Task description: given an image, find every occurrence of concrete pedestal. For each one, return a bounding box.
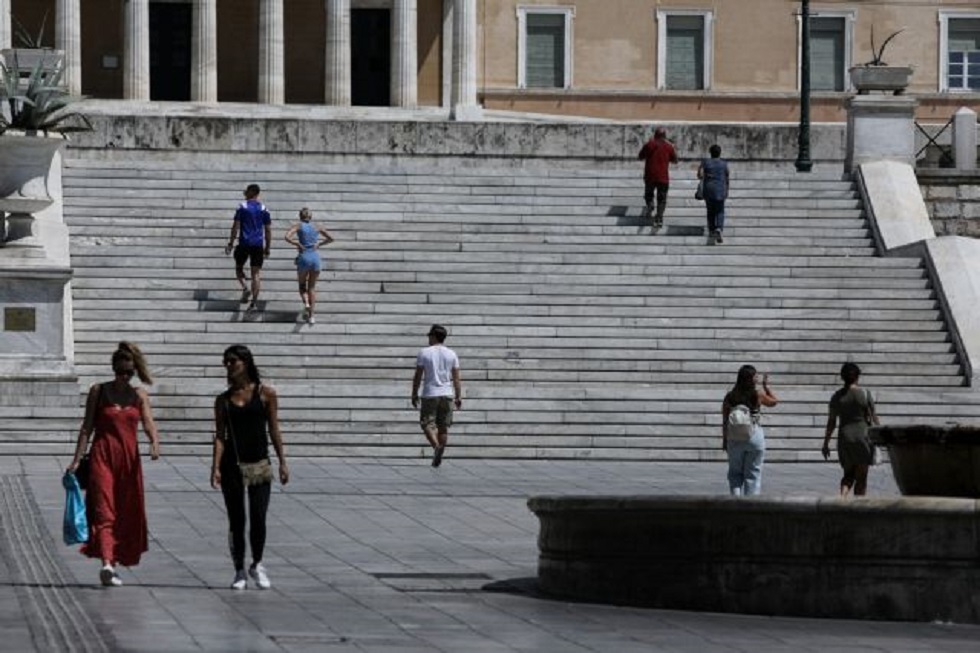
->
[0,135,74,379]
[845,95,918,173]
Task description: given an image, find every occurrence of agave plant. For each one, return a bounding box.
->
[12,10,50,49]
[864,25,905,67]
[0,53,91,135]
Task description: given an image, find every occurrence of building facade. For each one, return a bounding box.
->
[3,0,978,121]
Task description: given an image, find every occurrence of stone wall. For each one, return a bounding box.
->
[67,112,847,166]
[917,170,980,237]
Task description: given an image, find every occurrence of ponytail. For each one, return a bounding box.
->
[113,341,153,385]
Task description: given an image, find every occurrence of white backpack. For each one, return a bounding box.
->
[726,404,756,441]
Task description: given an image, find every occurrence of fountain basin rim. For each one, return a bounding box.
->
[869,424,980,445]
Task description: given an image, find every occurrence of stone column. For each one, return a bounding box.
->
[56,0,82,95]
[0,0,12,50]
[391,0,417,107]
[258,0,285,104]
[953,107,978,171]
[191,0,218,103]
[451,0,481,120]
[123,0,150,100]
[324,0,350,106]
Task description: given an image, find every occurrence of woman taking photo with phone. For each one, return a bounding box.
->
[721,365,778,496]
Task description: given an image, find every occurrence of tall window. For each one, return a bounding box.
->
[656,11,713,91]
[810,17,846,91]
[942,16,980,91]
[517,7,575,89]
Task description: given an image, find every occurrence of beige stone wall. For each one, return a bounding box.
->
[32,0,980,117]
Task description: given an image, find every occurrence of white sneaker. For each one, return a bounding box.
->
[249,563,271,590]
[100,565,122,587]
[307,316,316,326]
[302,304,310,321]
[231,569,247,590]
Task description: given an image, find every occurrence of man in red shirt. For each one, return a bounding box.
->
[638,127,678,227]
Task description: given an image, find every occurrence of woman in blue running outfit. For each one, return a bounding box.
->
[284,208,334,325]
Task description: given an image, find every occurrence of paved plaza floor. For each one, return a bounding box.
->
[1,455,978,652]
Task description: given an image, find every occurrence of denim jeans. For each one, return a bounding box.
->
[727,426,765,496]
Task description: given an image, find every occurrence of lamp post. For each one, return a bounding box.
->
[795,0,813,172]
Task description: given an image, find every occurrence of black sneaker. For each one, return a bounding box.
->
[432,446,445,468]
[715,230,724,244]
[240,288,251,304]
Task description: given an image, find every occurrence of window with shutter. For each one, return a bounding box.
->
[665,15,704,90]
[525,13,566,88]
[810,17,845,92]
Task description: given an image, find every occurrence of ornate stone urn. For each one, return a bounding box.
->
[0,133,65,243]
[870,424,980,497]
[849,66,913,95]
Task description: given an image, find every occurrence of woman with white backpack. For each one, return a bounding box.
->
[721,365,779,495]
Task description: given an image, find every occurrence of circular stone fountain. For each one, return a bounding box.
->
[870,424,980,497]
[530,426,980,624]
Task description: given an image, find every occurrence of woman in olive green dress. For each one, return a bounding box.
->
[821,362,880,496]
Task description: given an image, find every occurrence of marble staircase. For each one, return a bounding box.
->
[31,151,980,461]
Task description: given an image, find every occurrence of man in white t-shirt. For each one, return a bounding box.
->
[411,324,462,467]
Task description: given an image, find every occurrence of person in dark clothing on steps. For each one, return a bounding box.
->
[211,345,289,590]
[697,144,731,245]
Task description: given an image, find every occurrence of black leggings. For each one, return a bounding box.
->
[220,467,271,571]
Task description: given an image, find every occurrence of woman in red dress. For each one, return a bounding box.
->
[68,342,161,586]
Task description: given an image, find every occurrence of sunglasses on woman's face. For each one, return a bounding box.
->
[223,357,241,367]
[115,368,135,378]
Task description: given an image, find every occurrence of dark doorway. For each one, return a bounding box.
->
[149,2,192,101]
[351,9,390,106]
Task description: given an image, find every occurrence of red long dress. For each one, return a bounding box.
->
[81,386,148,566]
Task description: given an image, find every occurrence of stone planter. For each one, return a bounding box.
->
[870,424,980,497]
[0,48,64,75]
[0,133,65,243]
[849,66,913,95]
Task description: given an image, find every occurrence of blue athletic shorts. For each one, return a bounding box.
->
[296,250,322,273]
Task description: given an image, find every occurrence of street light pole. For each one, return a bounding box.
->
[795,0,814,172]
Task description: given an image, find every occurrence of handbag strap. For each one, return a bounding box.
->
[223,394,243,466]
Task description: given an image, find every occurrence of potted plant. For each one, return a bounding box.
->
[0,54,89,243]
[849,26,913,95]
[0,10,64,76]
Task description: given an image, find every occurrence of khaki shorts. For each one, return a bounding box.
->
[420,396,454,431]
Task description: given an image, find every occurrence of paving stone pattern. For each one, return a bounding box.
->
[5,456,980,652]
[0,474,109,652]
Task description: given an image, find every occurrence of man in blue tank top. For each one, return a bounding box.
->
[225,184,272,312]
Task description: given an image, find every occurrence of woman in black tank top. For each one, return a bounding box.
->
[211,345,289,590]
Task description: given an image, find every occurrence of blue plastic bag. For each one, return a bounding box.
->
[62,471,89,545]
